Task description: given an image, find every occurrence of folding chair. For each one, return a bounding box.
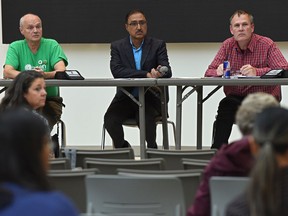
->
[84,158,166,174]
[210,176,249,216]
[62,148,135,168]
[117,168,202,210]
[146,149,217,170]
[49,158,71,170]
[85,174,185,215]
[48,168,98,213]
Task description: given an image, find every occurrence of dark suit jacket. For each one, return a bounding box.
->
[110,36,172,103]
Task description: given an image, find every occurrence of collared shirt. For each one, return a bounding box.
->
[205,34,288,101]
[130,38,144,70]
[130,37,144,97]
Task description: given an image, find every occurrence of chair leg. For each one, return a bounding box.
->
[211,119,217,145]
[101,124,106,150]
[62,120,66,148]
[168,120,177,146]
[57,119,66,148]
[156,120,177,148]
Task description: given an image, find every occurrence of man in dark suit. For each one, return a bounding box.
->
[104,9,172,149]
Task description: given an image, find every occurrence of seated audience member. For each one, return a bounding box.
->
[0,71,57,158]
[187,92,279,216]
[0,108,79,216]
[0,71,46,112]
[226,107,288,216]
[205,10,288,149]
[104,9,172,149]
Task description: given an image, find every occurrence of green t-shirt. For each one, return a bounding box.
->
[5,38,68,97]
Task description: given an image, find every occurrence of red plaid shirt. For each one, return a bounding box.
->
[205,34,288,101]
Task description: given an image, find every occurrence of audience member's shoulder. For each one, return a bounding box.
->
[226,193,250,216]
[16,191,79,216]
[33,191,78,215]
[210,137,253,174]
[225,137,250,151]
[222,137,251,157]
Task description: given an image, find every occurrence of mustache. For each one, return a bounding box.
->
[136,30,143,34]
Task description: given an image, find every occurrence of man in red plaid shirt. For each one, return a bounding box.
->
[205,10,288,149]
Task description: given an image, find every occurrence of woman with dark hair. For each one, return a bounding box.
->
[0,71,60,157]
[0,71,47,111]
[0,70,46,111]
[0,108,78,215]
[226,107,288,216]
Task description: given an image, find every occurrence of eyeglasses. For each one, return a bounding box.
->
[128,21,147,27]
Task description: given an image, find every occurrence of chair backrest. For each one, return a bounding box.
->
[210,176,250,216]
[62,148,135,168]
[48,168,98,213]
[85,174,185,216]
[117,168,202,211]
[181,158,210,170]
[146,149,217,170]
[49,158,71,170]
[84,158,166,174]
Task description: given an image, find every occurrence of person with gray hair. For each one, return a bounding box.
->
[187,92,279,216]
[235,92,280,135]
[226,107,288,215]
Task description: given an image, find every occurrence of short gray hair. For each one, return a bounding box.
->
[236,92,279,135]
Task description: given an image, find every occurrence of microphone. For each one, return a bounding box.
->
[157,66,169,76]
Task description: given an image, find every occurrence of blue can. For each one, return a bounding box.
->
[224,71,230,79]
[223,61,230,70]
[223,60,230,79]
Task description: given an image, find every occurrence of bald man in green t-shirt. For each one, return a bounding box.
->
[4,13,68,131]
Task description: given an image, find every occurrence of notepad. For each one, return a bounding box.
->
[231,75,260,79]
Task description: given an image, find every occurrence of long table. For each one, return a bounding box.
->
[1,77,287,157]
[157,77,288,149]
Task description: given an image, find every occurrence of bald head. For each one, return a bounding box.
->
[20,14,41,29]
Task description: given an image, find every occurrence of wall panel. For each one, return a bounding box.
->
[2,0,288,43]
